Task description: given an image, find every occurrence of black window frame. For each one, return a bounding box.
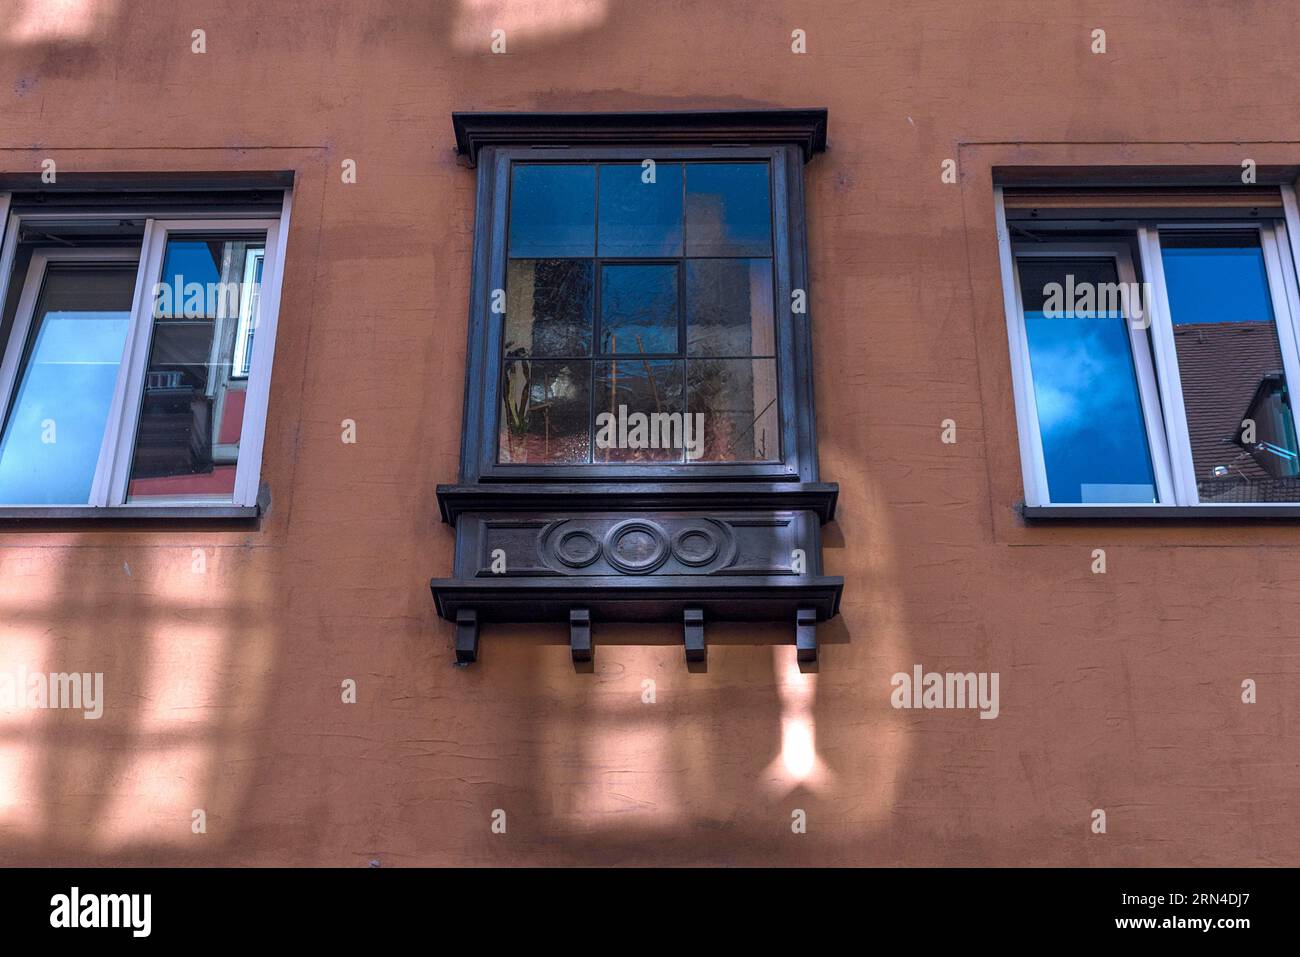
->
[462,143,816,483]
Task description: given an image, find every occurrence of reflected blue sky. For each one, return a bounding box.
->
[508,165,596,258]
[1025,311,1157,502]
[1161,238,1273,325]
[601,263,678,354]
[0,309,131,503]
[509,161,773,260]
[161,241,222,293]
[598,163,682,257]
[1019,257,1156,504]
[685,163,771,257]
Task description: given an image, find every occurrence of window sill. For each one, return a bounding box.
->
[437,481,839,525]
[0,504,260,526]
[1021,503,1300,520]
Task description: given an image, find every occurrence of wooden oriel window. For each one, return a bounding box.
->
[431,110,843,667]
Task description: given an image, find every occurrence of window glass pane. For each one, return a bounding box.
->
[687,357,779,462]
[1016,257,1157,504]
[600,264,678,355]
[495,157,786,470]
[597,162,683,257]
[686,259,774,356]
[0,261,136,504]
[1161,232,1300,502]
[499,359,591,464]
[594,359,684,462]
[685,163,772,257]
[231,251,263,378]
[127,234,265,502]
[508,165,596,258]
[506,259,593,357]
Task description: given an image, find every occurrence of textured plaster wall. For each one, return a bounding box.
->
[0,0,1294,865]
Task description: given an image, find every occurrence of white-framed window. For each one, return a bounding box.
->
[0,192,291,510]
[996,184,1300,509]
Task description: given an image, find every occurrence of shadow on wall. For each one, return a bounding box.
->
[0,529,278,861]
[490,488,907,864]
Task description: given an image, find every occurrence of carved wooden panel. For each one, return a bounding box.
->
[458,511,820,579]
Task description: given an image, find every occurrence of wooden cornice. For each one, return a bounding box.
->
[451,108,829,166]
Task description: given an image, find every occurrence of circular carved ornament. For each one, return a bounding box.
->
[671,526,720,567]
[603,520,670,574]
[555,528,601,568]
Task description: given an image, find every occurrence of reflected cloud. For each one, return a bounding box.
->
[1025,313,1156,500]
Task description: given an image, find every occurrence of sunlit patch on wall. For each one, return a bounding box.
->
[0,741,41,832]
[763,647,834,794]
[558,685,684,825]
[91,745,209,850]
[5,0,115,43]
[453,0,608,53]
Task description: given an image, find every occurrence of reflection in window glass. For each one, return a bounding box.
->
[1161,232,1300,502]
[0,262,137,504]
[685,163,772,257]
[497,158,781,465]
[498,359,591,464]
[1016,257,1157,504]
[506,259,593,357]
[508,165,596,258]
[127,234,265,502]
[686,259,774,356]
[231,250,263,378]
[598,163,682,257]
[600,264,678,355]
[687,357,779,462]
[594,359,684,462]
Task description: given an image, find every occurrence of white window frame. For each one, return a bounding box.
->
[1003,237,1175,507]
[0,246,142,506]
[995,185,1300,510]
[0,191,293,509]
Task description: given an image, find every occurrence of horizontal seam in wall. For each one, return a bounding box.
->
[0,144,330,151]
[1003,541,1300,548]
[957,139,1300,147]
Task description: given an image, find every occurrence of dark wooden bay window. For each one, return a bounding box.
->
[431,110,842,665]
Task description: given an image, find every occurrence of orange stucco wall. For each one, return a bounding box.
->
[0,0,1294,866]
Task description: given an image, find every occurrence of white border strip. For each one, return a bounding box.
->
[993,187,1049,505]
[233,190,292,507]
